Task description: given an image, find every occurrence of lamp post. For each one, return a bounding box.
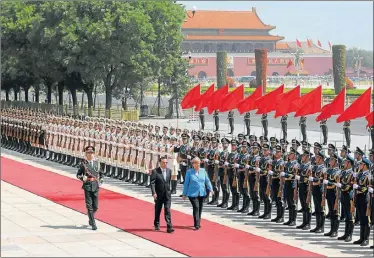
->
[354,54,363,86]
[291,49,304,86]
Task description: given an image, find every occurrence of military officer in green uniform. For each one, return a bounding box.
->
[199,109,205,130]
[320,119,328,145]
[343,120,351,148]
[281,115,288,140]
[261,114,268,138]
[244,112,251,136]
[228,110,234,134]
[213,110,219,132]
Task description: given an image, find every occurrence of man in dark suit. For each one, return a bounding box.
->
[150,156,175,233]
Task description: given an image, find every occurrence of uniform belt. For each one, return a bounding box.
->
[86,177,97,182]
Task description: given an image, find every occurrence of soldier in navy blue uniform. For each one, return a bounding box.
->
[352,157,372,246]
[291,139,301,162]
[281,115,288,140]
[217,138,230,208]
[236,141,251,213]
[228,110,234,134]
[353,147,364,226]
[338,145,350,221]
[309,151,327,233]
[296,150,313,230]
[337,154,355,242]
[281,147,300,226]
[323,152,341,237]
[227,139,240,210]
[207,136,220,205]
[76,146,103,230]
[261,114,268,138]
[343,120,351,148]
[325,143,336,169]
[247,142,262,216]
[368,149,374,249]
[259,144,272,219]
[199,109,205,130]
[268,145,285,223]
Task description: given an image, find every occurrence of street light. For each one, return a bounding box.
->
[291,49,304,86]
[354,54,363,86]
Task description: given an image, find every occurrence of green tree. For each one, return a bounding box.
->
[216,51,227,88]
[332,45,346,94]
[346,48,373,69]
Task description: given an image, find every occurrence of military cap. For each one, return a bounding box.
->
[301,141,311,147]
[155,125,160,129]
[252,142,262,149]
[270,137,279,143]
[85,146,95,152]
[344,154,355,165]
[163,126,168,129]
[181,133,189,139]
[221,138,230,144]
[359,157,372,167]
[155,135,162,140]
[316,150,326,159]
[214,132,221,138]
[210,137,218,143]
[328,144,336,151]
[314,142,322,149]
[202,136,210,141]
[275,145,282,152]
[241,141,249,147]
[260,136,268,142]
[231,139,239,145]
[291,139,301,147]
[237,133,244,138]
[280,139,289,145]
[136,128,141,132]
[289,147,297,154]
[193,135,201,141]
[330,152,339,160]
[249,135,257,141]
[105,124,110,128]
[341,145,351,153]
[303,150,311,156]
[117,126,122,129]
[142,129,147,133]
[262,143,270,150]
[355,147,364,156]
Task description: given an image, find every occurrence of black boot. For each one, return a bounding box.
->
[276,206,284,223]
[345,221,354,242]
[234,193,240,210]
[241,196,250,213]
[217,191,225,207]
[338,221,349,240]
[122,169,129,181]
[238,195,246,212]
[316,213,325,233]
[284,207,293,225]
[360,225,370,246]
[330,218,339,237]
[171,180,177,194]
[211,190,219,205]
[324,217,334,236]
[264,200,272,219]
[87,210,97,230]
[259,199,267,219]
[139,173,146,185]
[221,192,229,209]
[289,208,297,226]
[271,205,280,222]
[310,213,320,233]
[134,172,141,184]
[297,210,307,229]
[302,212,311,230]
[126,171,134,182]
[353,224,365,245]
[252,198,260,216]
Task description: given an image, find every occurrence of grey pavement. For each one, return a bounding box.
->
[2,149,373,257]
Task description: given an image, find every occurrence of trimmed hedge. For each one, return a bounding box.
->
[332,45,346,94]
[216,51,227,89]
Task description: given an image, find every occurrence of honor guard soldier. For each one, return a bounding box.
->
[244,112,251,136]
[261,114,268,138]
[281,115,288,140]
[227,139,240,210]
[296,150,313,230]
[354,146,365,226]
[369,149,374,232]
[228,110,234,134]
[217,138,230,208]
[174,133,190,186]
[291,139,301,162]
[268,145,285,223]
[337,154,355,242]
[311,142,322,165]
[154,125,161,135]
[207,136,220,205]
[247,142,262,216]
[323,152,341,237]
[199,109,205,130]
[258,143,272,219]
[281,147,300,226]
[352,157,372,246]
[236,141,251,213]
[299,116,307,142]
[320,119,328,145]
[309,151,327,233]
[76,146,103,230]
[213,110,219,132]
[343,120,351,148]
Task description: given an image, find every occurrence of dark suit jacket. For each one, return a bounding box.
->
[150,167,172,199]
[76,160,102,192]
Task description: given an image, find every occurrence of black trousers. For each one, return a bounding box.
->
[356,194,369,226]
[154,195,172,229]
[312,185,323,213]
[299,183,309,212]
[285,181,296,210]
[214,116,219,131]
[199,116,205,130]
[219,175,229,193]
[341,191,353,221]
[300,125,307,142]
[180,165,187,182]
[238,172,248,197]
[371,129,374,149]
[343,128,351,148]
[245,121,250,135]
[248,173,258,201]
[208,166,218,190]
[326,189,338,218]
[229,119,234,133]
[189,196,204,227]
[321,125,328,144]
[84,188,99,218]
[262,120,268,137]
[272,178,282,207]
[259,175,269,203]
[281,122,287,140]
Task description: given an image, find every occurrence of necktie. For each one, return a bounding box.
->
[163,169,166,181]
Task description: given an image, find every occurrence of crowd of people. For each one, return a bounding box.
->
[1,108,373,248]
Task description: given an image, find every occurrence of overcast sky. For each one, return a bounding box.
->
[178,1,373,50]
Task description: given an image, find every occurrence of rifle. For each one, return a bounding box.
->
[366,174,372,217]
[223,152,228,185]
[212,151,218,184]
[266,160,273,198]
[148,143,154,172]
[321,172,328,210]
[350,175,357,214]
[278,167,285,201]
[293,166,299,205]
[126,140,132,164]
[334,174,340,214]
[114,136,120,161]
[140,141,146,169]
[133,139,139,167]
[306,168,313,207]
[254,160,260,193]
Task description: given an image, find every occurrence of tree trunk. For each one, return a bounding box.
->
[34,86,40,102]
[93,84,97,108]
[165,97,175,119]
[5,90,10,101]
[46,82,52,103]
[70,88,78,116]
[24,88,29,102]
[14,90,18,101]
[157,78,161,116]
[81,92,84,109]
[105,86,112,118]
[58,81,64,105]
[86,88,94,116]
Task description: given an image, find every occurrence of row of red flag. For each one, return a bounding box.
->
[296,38,332,50]
[181,84,373,126]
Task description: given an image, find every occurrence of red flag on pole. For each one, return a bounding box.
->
[237,86,263,114]
[336,87,372,123]
[255,84,285,114]
[293,85,322,117]
[317,40,322,47]
[365,111,374,127]
[274,85,301,118]
[328,41,332,51]
[296,38,302,48]
[181,84,200,109]
[219,85,244,112]
[307,39,312,48]
[316,87,346,121]
[207,84,228,114]
[194,84,215,112]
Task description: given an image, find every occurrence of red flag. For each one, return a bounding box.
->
[316,87,346,121]
[293,85,322,117]
[328,41,332,51]
[296,38,302,48]
[237,86,263,114]
[307,39,312,48]
[255,84,285,114]
[287,59,293,68]
[336,87,372,123]
[219,85,244,112]
[181,84,200,109]
[365,111,374,127]
[194,84,215,112]
[317,40,322,47]
[207,84,228,114]
[274,85,300,118]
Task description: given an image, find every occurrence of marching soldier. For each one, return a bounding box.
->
[199,109,205,130]
[247,142,262,216]
[296,150,312,230]
[261,114,268,138]
[320,119,328,145]
[343,120,351,148]
[227,139,239,210]
[236,141,251,213]
[228,110,234,134]
[217,137,230,208]
[244,112,251,136]
[213,110,219,132]
[258,143,272,219]
[281,115,288,140]
[76,146,103,230]
[207,136,220,205]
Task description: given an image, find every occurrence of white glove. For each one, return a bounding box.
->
[353,184,359,189]
[224,162,229,166]
[353,173,357,178]
[309,176,314,182]
[323,179,329,185]
[138,147,143,151]
[335,183,342,188]
[245,165,250,169]
[255,167,260,172]
[187,155,192,159]
[181,162,187,166]
[295,175,300,180]
[82,175,87,182]
[204,158,209,163]
[268,170,274,176]
[368,174,372,180]
[369,187,374,193]
[234,164,239,168]
[214,160,219,164]
[280,172,286,177]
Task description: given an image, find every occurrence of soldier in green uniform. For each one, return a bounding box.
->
[281,115,288,140]
[217,138,230,208]
[258,143,272,219]
[320,119,328,145]
[199,109,205,130]
[247,142,262,216]
[228,110,234,134]
[213,110,219,132]
[244,112,251,136]
[261,114,268,138]
[236,141,251,213]
[343,120,351,148]
[227,139,239,210]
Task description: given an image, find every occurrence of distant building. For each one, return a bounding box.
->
[182,8,333,77]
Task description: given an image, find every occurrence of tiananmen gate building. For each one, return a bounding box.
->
[182,8,332,78]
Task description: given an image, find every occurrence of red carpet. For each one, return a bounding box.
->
[2,157,324,257]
